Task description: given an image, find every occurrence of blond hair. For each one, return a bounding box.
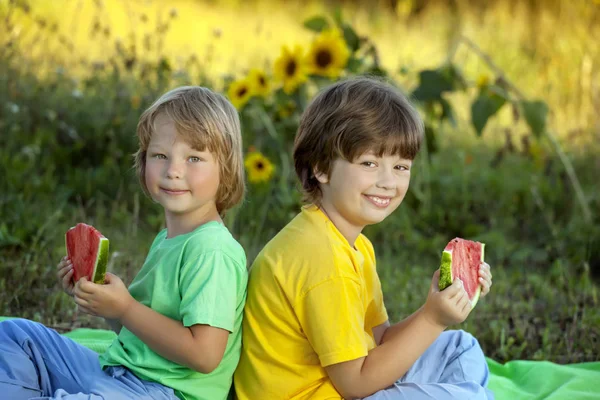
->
[294,76,424,204]
[134,86,245,216]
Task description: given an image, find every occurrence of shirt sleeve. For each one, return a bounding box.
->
[178,250,244,332]
[296,277,369,367]
[361,236,388,327]
[368,280,389,328]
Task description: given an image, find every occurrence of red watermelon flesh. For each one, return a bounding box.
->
[65,223,109,284]
[438,238,485,308]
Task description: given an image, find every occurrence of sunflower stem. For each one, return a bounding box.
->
[256,105,283,145]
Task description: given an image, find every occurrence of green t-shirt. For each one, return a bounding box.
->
[99,221,248,400]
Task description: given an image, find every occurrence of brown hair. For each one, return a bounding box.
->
[293,76,424,204]
[134,86,245,216]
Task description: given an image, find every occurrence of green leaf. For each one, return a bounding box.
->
[411,64,464,102]
[424,124,438,155]
[439,98,457,126]
[342,23,360,52]
[438,64,467,91]
[521,100,549,137]
[471,87,506,136]
[346,57,363,73]
[412,70,451,101]
[303,16,329,32]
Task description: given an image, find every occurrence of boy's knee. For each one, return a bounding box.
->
[3,318,36,329]
[457,329,475,342]
[447,329,478,349]
[0,318,42,338]
[0,318,24,331]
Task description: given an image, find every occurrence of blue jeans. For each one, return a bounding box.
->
[0,319,178,400]
[364,330,494,399]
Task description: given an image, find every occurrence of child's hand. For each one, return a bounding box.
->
[422,270,472,329]
[73,273,134,320]
[479,262,492,298]
[56,256,75,297]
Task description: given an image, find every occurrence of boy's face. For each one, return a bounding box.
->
[145,113,221,223]
[317,151,412,239]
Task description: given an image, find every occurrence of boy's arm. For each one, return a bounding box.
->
[73,271,231,373]
[325,274,470,399]
[120,300,229,374]
[372,306,424,346]
[325,308,444,399]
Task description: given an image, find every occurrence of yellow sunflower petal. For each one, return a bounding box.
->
[248,69,271,98]
[274,45,308,94]
[244,151,275,184]
[228,78,253,110]
[305,29,350,78]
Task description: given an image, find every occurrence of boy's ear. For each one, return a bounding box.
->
[313,167,329,184]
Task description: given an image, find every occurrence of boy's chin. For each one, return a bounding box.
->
[362,211,391,226]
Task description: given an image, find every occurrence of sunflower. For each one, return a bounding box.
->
[228,78,253,110]
[274,45,308,94]
[248,68,270,97]
[305,29,350,78]
[245,151,275,184]
[276,100,296,119]
[476,74,491,88]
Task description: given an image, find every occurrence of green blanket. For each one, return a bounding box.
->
[1,318,598,399]
[486,358,599,399]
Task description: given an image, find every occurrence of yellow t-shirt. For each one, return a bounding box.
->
[234,205,388,399]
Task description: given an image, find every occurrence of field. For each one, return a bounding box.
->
[1,0,599,363]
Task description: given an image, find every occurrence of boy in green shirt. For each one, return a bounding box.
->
[0,86,247,400]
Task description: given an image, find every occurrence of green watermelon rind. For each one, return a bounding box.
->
[438,242,485,309]
[438,250,453,291]
[93,237,109,284]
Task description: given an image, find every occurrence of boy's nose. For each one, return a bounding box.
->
[375,170,396,190]
[165,162,183,179]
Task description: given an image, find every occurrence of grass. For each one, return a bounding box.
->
[2,139,597,364]
[0,0,599,364]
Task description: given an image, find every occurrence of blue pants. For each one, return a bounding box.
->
[365,330,494,399]
[0,319,178,400]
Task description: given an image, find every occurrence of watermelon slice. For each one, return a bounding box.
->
[438,237,485,308]
[65,223,109,284]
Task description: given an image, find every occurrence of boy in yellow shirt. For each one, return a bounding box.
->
[234,77,493,399]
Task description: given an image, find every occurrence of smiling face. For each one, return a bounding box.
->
[316,152,412,245]
[144,113,221,231]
